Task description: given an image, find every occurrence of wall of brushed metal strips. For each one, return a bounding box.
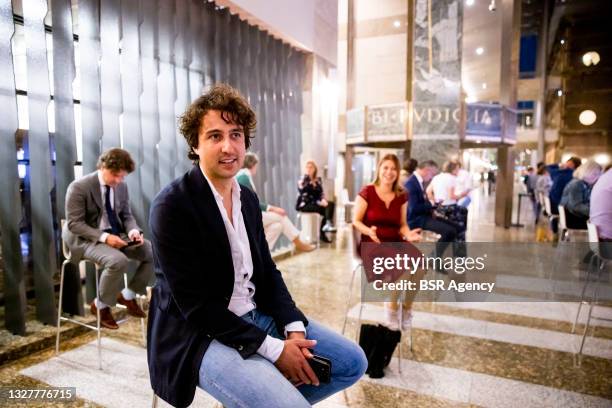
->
[0,0,305,329]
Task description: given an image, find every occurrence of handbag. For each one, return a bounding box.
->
[358,324,401,378]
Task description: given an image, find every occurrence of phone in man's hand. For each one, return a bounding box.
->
[306,353,331,384]
[124,240,139,247]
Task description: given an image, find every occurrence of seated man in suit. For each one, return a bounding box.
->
[63,148,153,329]
[236,152,314,252]
[404,160,461,261]
[148,84,366,408]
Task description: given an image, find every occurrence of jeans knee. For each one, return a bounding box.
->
[344,343,368,383]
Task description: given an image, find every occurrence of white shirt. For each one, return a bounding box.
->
[97,171,139,243]
[455,169,472,195]
[430,173,457,205]
[201,169,305,362]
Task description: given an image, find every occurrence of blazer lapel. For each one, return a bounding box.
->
[88,172,103,210]
[240,192,263,277]
[186,166,233,269]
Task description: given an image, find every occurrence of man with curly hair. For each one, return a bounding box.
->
[147,84,366,408]
[63,148,153,329]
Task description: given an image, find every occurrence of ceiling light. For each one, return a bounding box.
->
[488,0,496,12]
[476,47,484,55]
[482,83,487,89]
[557,89,563,97]
[560,39,565,45]
[476,140,482,144]
[578,110,596,126]
[582,51,600,66]
[466,0,475,6]
[393,20,401,28]
[594,153,610,166]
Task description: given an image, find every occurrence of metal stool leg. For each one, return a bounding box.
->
[55,260,68,354]
[342,263,361,335]
[95,266,102,370]
[152,393,158,408]
[398,302,403,374]
[572,254,595,333]
[578,259,603,356]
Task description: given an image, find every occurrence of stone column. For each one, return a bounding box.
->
[409,0,463,166]
[495,0,521,228]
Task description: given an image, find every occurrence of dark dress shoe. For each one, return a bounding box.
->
[117,293,147,318]
[90,302,119,329]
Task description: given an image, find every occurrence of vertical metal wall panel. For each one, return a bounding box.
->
[227,13,240,90]
[51,0,77,221]
[188,0,203,100]
[173,0,192,177]
[79,0,103,173]
[23,0,57,324]
[237,21,249,97]
[202,2,216,86]
[120,0,145,231]
[0,0,27,334]
[139,0,160,220]
[99,0,122,150]
[247,25,261,154]
[214,8,230,83]
[156,0,177,188]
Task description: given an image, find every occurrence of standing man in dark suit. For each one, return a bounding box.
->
[147,84,366,408]
[405,160,460,260]
[63,148,152,329]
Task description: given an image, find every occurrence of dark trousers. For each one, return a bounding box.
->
[421,216,464,257]
[299,201,335,233]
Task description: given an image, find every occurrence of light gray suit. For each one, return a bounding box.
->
[62,171,153,306]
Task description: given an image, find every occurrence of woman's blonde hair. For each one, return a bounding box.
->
[372,154,403,194]
[305,160,318,179]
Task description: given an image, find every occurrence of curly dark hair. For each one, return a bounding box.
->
[97,148,135,173]
[179,83,256,162]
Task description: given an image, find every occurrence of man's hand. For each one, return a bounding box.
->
[105,234,128,249]
[269,206,287,216]
[128,230,144,246]
[275,338,319,387]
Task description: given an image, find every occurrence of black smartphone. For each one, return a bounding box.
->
[307,354,331,384]
[125,240,139,247]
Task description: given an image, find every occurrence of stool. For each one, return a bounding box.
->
[55,221,147,369]
[297,212,322,246]
[558,205,587,242]
[571,221,611,356]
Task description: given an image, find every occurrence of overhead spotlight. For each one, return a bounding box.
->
[488,0,496,12]
[482,83,487,89]
[579,110,596,126]
[557,89,563,97]
[466,0,475,6]
[582,51,600,66]
[476,47,484,55]
[393,20,401,28]
[560,39,565,45]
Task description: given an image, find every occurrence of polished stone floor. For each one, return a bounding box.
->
[2,184,611,407]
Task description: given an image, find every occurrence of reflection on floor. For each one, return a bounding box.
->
[2,186,611,407]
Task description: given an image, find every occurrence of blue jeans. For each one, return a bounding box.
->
[198,309,367,407]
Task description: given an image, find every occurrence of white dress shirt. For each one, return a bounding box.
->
[97,171,139,243]
[201,169,305,362]
[430,173,458,205]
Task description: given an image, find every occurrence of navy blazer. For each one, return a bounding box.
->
[147,166,307,408]
[404,174,433,229]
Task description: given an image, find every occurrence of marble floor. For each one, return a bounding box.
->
[2,185,611,407]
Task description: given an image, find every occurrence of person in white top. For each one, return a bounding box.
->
[455,162,473,207]
[426,161,468,206]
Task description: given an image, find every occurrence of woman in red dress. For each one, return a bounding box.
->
[353,154,423,331]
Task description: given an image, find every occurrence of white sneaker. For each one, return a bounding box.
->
[384,307,400,331]
[401,310,413,331]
